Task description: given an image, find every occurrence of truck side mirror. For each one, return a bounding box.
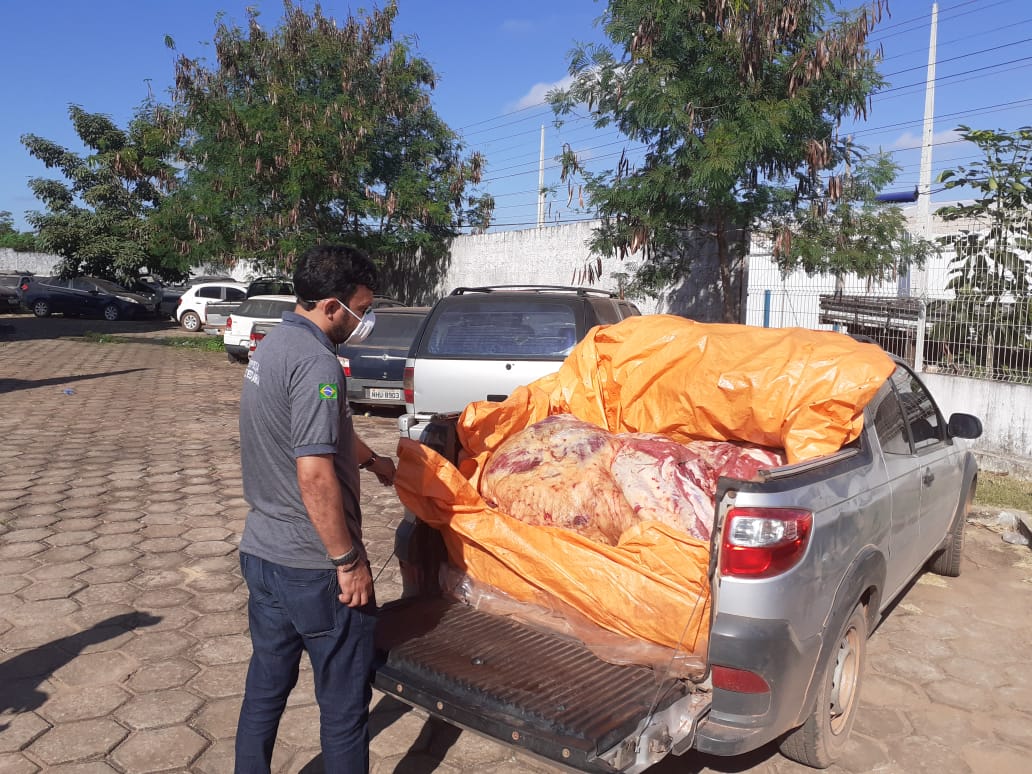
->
[947,413,982,440]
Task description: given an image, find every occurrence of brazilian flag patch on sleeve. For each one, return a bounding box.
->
[318,383,339,400]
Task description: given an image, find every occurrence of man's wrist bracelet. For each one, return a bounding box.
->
[328,545,360,567]
[358,452,379,470]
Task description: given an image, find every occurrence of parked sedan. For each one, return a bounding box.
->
[337,306,429,407]
[19,276,158,320]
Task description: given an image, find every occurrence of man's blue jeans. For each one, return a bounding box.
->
[235,552,376,773]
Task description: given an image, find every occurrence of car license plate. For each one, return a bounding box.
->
[366,388,402,400]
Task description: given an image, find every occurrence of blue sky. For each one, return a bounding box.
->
[1,0,1029,234]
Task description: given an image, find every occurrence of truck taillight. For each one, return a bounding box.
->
[720,507,812,579]
[249,330,264,356]
[225,317,232,331]
[337,356,351,377]
[710,664,770,694]
[403,365,414,404]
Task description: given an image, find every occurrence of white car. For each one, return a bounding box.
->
[223,295,296,363]
[176,281,247,332]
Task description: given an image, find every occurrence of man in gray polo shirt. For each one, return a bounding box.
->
[235,244,381,773]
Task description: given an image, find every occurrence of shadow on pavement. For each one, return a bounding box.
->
[0,368,150,394]
[0,612,162,730]
[0,314,182,343]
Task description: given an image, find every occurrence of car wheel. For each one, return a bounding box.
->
[180,310,202,332]
[928,485,971,578]
[227,351,248,364]
[32,299,51,317]
[780,603,867,768]
[102,303,121,322]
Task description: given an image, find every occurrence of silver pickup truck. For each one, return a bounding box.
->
[376,356,981,772]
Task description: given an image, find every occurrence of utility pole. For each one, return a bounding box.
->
[537,125,545,228]
[914,2,938,372]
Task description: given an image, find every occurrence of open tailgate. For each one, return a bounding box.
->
[375,596,706,772]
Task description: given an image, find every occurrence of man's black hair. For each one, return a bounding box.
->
[293,244,379,310]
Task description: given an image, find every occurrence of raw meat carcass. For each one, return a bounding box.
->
[481,414,786,545]
[480,414,636,544]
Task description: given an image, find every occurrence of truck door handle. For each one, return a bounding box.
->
[922,470,935,486]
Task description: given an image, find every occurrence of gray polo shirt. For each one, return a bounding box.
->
[238,312,363,569]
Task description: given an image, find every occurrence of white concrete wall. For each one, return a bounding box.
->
[0,248,60,275]
[922,372,1032,473]
[444,221,661,313]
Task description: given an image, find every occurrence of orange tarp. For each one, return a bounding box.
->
[394,315,895,654]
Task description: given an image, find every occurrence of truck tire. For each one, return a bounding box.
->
[180,310,202,332]
[928,486,972,578]
[780,603,867,769]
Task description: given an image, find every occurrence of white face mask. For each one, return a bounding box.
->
[337,299,376,344]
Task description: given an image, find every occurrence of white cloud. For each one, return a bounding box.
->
[890,128,963,150]
[510,75,574,111]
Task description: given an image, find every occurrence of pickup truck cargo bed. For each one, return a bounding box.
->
[375,596,697,771]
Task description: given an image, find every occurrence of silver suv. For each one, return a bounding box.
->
[399,285,640,439]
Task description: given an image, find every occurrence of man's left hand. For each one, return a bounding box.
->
[368,455,396,486]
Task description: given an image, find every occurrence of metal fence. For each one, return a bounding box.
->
[745,212,1032,386]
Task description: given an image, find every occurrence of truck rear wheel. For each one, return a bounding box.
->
[779,603,867,769]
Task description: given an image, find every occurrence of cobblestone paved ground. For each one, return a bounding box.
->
[1,314,1031,774]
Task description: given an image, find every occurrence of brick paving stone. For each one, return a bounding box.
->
[131,568,187,590]
[0,712,50,752]
[71,583,139,607]
[4,516,57,531]
[0,576,31,594]
[2,598,82,628]
[0,561,38,579]
[187,591,247,615]
[135,552,188,571]
[88,534,141,551]
[76,566,141,584]
[184,573,241,593]
[131,605,197,633]
[51,650,137,688]
[81,548,140,566]
[136,537,188,553]
[27,561,89,581]
[3,529,54,544]
[182,527,232,542]
[115,689,204,729]
[188,662,249,699]
[109,726,209,772]
[45,531,100,547]
[36,545,94,563]
[133,587,194,610]
[187,610,249,639]
[126,658,201,692]
[0,542,46,560]
[45,763,121,773]
[0,621,75,651]
[58,518,102,532]
[191,738,235,774]
[138,524,187,538]
[0,753,41,773]
[92,521,140,536]
[184,540,237,558]
[37,685,131,723]
[190,696,242,740]
[191,633,252,666]
[26,717,129,765]
[18,579,86,602]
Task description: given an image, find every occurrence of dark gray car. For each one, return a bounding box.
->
[338,306,429,407]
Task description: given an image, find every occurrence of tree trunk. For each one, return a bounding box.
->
[716,225,736,323]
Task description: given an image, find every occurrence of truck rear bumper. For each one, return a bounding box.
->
[694,613,822,757]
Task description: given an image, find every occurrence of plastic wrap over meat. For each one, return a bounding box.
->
[481,414,786,545]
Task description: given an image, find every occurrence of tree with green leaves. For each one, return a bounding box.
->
[158,0,491,287]
[550,0,929,321]
[21,105,180,281]
[0,211,40,252]
[932,125,1032,380]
